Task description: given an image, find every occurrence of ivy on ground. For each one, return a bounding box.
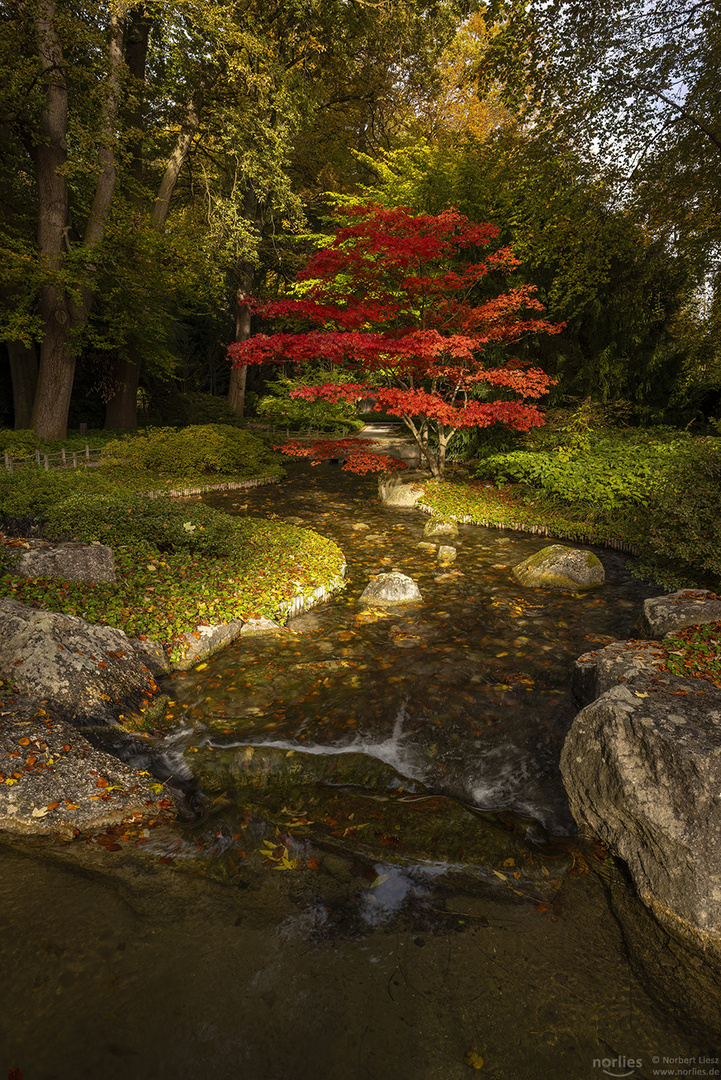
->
[0,518,345,661]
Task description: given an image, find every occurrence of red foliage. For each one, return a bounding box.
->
[228,204,561,476]
[278,438,407,474]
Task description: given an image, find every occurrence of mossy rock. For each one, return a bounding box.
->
[512,544,605,590]
[423,516,459,539]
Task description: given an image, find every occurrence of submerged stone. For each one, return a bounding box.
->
[437,546,457,565]
[512,544,604,590]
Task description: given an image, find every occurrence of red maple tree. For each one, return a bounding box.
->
[228,204,562,478]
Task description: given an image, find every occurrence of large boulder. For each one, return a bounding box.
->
[359,572,422,605]
[512,544,604,590]
[571,640,666,706]
[0,700,172,838]
[637,589,721,639]
[14,540,116,583]
[0,598,160,726]
[561,621,721,1036]
[378,470,428,508]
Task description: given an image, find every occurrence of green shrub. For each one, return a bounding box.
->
[101,424,281,479]
[474,437,690,510]
[0,543,19,576]
[637,440,721,586]
[43,491,236,557]
[257,374,363,433]
[0,429,41,458]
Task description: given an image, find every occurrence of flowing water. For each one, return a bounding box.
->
[0,459,716,1078]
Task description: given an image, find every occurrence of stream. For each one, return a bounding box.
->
[0,459,716,1078]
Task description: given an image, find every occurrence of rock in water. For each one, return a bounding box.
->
[512,544,604,590]
[15,541,116,583]
[378,470,427,507]
[0,598,160,726]
[562,621,721,1037]
[423,516,458,539]
[437,545,456,565]
[359,572,422,605]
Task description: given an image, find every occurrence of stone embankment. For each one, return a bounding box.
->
[561,589,721,1037]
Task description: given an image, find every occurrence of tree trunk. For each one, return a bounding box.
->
[7,341,38,429]
[104,346,141,430]
[228,267,253,416]
[105,73,202,430]
[31,3,125,440]
[228,188,258,417]
[151,90,203,229]
[30,0,73,439]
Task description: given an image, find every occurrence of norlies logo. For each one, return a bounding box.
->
[593,1057,642,1078]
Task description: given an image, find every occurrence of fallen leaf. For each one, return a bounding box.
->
[464,1050,484,1070]
[370,873,389,888]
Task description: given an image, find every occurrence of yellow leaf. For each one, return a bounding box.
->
[464,1050,484,1070]
[195,663,208,671]
[634,691,649,698]
[370,873,389,888]
[492,870,506,880]
[31,806,49,818]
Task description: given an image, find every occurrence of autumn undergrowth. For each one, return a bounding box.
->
[660,620,721,688]
[0,425,342,661]
[1,518,344,661]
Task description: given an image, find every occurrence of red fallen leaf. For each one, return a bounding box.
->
[98,661,106,669]
[379,834,401,847]
[158,855,174,863]
[103,843,122,852]
[305,858,320,870]
[96,776,109,788]
[46,801,60,810]
[535,904,549,914]
[62,744,70,752]
[9,1067,23,1079]
[26,755,37,767]
[17,737,30,746]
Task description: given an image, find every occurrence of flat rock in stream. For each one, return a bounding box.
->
[0,598,160,726]
[359,572,422,605]
[0,697,172,838]
[512,544,604,591]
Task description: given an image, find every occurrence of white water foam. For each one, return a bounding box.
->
[206,700,425,784]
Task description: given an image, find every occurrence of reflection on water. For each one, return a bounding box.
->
[0,461,713,1075]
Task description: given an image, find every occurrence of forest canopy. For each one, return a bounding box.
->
[1,0,719,436]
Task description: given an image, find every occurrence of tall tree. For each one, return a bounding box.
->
[229,204,559,478]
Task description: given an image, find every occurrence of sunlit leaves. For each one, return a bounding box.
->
[229,204,559,477]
